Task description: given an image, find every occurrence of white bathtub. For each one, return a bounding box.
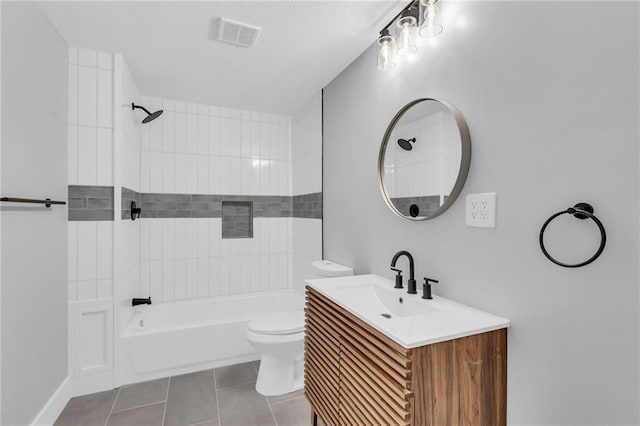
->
[121,291,304,385]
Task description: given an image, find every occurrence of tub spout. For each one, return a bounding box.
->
[132,297,152,306]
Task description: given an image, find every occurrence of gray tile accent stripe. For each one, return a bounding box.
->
[390,195,441,217]
[68,186,322,221]
[293,192,322,219]
[137,194,296,219]
[68,185,114,221]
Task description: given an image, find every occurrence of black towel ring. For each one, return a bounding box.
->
[539,202,606,268]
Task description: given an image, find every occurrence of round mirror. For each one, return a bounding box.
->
[378,98,471,221]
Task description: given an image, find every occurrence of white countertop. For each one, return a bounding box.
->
[305,274,510,349]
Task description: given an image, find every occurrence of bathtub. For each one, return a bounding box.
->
[121,291,304,385]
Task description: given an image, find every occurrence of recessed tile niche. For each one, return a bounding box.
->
[221,201,253,239]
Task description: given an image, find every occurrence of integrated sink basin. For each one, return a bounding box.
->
[305,273,510,348]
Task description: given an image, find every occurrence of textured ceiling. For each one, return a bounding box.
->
[40,1,405,114]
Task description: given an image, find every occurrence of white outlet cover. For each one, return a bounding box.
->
[466,193,497,228]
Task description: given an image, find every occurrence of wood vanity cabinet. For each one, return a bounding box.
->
[304,287,507,426]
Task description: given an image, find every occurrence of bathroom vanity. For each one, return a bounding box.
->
[304,274,509,426]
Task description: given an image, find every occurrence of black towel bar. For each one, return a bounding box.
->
[1,197,66,208]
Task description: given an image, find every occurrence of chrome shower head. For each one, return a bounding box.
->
[398,137,416,151]
[132,103,163,124]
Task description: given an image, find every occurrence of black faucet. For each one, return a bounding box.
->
[132,297,151,306]
[391,251,417,294]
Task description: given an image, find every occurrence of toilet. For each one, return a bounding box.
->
[246,260,353,396]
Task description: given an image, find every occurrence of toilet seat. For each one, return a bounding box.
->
[248,310,304,335]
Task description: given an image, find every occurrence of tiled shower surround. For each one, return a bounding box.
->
[67,46,322,394]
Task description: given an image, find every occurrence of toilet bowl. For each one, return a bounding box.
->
[246,310,305,396]
[246,260,353,396]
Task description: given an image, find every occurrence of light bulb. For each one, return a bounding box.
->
[396,14,418,56]
[377,31,397,71]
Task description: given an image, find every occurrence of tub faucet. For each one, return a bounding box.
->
[132,297,151,306]
[391,251,417,294]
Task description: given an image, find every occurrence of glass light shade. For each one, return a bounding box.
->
[377,34,397,71]
[419,0,443,38]
[396,15,418,56]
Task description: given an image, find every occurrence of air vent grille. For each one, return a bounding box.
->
[217,17,260,48]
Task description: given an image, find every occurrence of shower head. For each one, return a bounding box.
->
[131,103,163,124]
[398,137,416,151]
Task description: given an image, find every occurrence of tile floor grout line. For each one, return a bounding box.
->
[266,393,279,426]
[104,387,122,426]
[268,394,306,407]
[111,400,168,415]
[161,376,171,426]
[214,369,222,426]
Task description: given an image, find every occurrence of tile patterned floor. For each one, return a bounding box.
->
[55,361,311,426]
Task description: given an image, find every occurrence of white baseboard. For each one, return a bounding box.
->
[31,376,71,426]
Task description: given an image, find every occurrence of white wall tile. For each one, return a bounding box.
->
[186,259,198,298]
[162,219,175,260]
[208,257,220,297]
[175,112,187,153]
[162,259,175,301]
[149,219,162,260]
[198,115,209,155]
[174,219,187,259]
[77,222,97,281]
[197,156,209,194]
[174,258,187,300]
[149,151,163,192]
[78,126,97,185]
[140,261,150,297]
[68,64,78,125]
[68,282,78,302]
[162,111,175,153]
[77,280,97,301]
[197,258,209,297]
[219,117,230,157]
[149,120,162,152]
[96,221,112,279]
[97,69,113,128]
[68,222,78,282]
[96,128,113,185]
[149,260,162,301]
[209,116,220,155]
[68,125,78,184]
[97,51,112,70]
[163,153,175,193]
[175,153,187,193]
[208,219,220,257]
[219,258,230,295]
[97,279,112,299]
[78,66,97,127]
[78,48,97,67]
[186,154,198,193]
[69,46,79,64]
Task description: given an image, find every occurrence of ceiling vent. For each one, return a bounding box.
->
[216,17,260,48]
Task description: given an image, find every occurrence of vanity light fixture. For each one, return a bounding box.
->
[376,0,445,71]
[419,0,443,39]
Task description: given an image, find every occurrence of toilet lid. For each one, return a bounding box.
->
[248,310,305,335]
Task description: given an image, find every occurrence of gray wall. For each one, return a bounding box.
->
[323,2,639,424]
[1,2,68,424]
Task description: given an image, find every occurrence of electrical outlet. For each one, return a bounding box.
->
[466,193,496,228]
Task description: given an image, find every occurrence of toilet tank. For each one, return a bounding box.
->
[310,260,354,278]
